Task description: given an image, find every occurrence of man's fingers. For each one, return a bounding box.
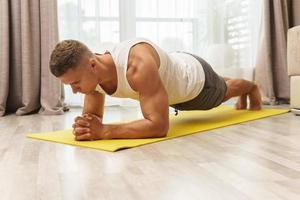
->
[74,116,90,123]
[74,127,90,135]
[75,133,93,141]
[75,119,90,127]
[83,113,93,120]
[74,116,84,122]
[72,121,88,129]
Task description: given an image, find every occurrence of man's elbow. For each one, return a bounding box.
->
[154,122,169,138]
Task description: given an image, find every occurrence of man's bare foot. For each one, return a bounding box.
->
[249,84,262,110]
[223,78,262,110]
[235,94,247,110]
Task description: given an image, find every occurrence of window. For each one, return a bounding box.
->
[224,0,261,69]
[58,0,121,106]
[58,0,262,106]
[135,0,203,53]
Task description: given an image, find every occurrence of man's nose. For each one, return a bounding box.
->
[71,86,78,94]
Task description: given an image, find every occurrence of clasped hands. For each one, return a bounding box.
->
[72,113,108,141]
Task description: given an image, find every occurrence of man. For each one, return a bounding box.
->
[49,38,261,141]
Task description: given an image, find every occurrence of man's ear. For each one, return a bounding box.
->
[89,58,97,69]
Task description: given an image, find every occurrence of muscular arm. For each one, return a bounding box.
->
[74,43,170,140]
[83,91,105,118]
[103,46,169,139]
[74,43,169,140]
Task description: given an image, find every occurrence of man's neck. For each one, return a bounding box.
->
[95,53,118,95]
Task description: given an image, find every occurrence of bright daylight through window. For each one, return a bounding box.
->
[58,0,262,107]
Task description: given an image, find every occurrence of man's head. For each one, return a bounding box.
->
[50,40,99,94]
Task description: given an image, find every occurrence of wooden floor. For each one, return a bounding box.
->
[0,105,300,200]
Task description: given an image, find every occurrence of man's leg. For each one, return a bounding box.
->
[222,78,262,110]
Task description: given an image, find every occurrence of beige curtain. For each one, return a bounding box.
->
[0,0,65,117]
[255,0,300,103]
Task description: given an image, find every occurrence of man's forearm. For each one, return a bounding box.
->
[83,92,105,118]
[101,119,169,139]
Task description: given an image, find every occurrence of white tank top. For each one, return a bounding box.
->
[95,38,205,105]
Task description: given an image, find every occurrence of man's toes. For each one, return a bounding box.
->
[249,104,262,110]
[249,85,262,110]
[235,103,247,110]
[235,95,247,110]
[235,102,242,109]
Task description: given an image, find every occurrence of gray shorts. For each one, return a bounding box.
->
[170,53,227,111]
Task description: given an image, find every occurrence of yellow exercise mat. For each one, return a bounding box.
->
[27,106,288,152]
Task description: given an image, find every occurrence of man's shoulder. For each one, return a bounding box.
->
[128,42,160,68]
[126,43,161,92]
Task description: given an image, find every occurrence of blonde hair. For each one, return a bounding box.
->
[49,40,93,77]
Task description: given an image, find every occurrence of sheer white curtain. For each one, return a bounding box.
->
[57,0,262,107]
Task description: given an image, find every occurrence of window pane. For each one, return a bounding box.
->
[100,21,119,42]
[136,0,199,18]
[58,0,80,39]
[136,0,157,17]
[99,0,119,17]
[81,0,96,16]
[79,21,119,51]
[136,22,158,42]
[158,22,193,51]
[81,21,98,48]
[136,22,193,52]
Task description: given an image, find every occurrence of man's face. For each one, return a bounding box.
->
[59,59,98,94]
